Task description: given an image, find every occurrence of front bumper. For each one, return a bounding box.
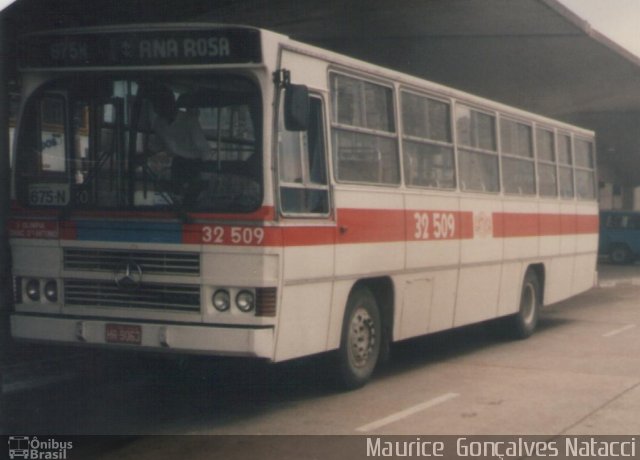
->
[11,314,274,359]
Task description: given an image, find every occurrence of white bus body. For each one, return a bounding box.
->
[9,24,598,388]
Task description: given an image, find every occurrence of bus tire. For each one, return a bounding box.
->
[609,244,633,265]
[509,269,540,339]
[336,286,381,390]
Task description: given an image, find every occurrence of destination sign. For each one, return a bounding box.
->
[19,28,262,69]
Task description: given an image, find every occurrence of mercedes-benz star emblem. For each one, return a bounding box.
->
[114,261,143,290]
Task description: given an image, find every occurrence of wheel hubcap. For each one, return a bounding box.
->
[348,306,376,369]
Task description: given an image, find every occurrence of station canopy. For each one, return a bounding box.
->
[5,0,640,184]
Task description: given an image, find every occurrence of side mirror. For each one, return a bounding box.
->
[284,84,309,131]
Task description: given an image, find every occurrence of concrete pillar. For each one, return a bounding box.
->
[0,11,12,434]
[0,13,10,341]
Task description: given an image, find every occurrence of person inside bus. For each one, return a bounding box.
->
[148,85,211,205]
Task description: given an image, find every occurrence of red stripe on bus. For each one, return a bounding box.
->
[10,209,598,245]
[576,214,600,233]
[404,210,474,241]
[337,208,405,244]
[283,226,335,246]
[494,213,599,238]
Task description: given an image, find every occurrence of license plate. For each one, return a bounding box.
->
[105,323,142,345]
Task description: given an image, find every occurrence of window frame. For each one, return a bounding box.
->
[455,102,500,194]
[573,136,597,201]
[400,88,456,191]
[329,70,401,187]
[499,115,536,196]
[557,131,575,200]
[535,125,559,199]
[277,92,332,218]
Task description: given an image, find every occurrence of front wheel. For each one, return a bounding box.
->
[336,287,381,390]
[508,270,541,339]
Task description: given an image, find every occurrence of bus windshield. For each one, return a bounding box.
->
[15,75,263,213]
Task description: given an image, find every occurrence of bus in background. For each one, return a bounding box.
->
[9,24,599,389]
[599,210,640,264]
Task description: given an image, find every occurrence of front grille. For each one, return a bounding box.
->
[63,249,200,276]
[64,279,200,312]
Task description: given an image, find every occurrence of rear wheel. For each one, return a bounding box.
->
[336,287,381,390]
[508,269,541,339]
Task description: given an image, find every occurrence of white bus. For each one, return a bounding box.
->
[9,24,598,389]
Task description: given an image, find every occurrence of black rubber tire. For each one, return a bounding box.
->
[508,269,541,339]
[336,286,381,390]
[609,244,633,265]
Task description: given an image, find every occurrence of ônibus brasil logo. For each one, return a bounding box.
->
[8,436,73,459]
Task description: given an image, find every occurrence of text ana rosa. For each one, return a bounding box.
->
[366,437,637,457]
[139,37,231,59]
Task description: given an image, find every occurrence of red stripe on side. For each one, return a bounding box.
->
[495,212,599,238]
[539,213,562,236]
[576,214,600,234]
[337,208,405,244]
[282,226,335,246]
[494,212,540,238]
[405,210,474,241]
[182,224,283,246]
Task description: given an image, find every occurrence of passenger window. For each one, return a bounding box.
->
[333,74,394,132]
[574,138,594,168]
[331,73,399,185]
[278,95,329,215]
[456,105,499,192]
[536,128,557,197]
[558,133,574,199]
[401,91,455,189]
[574,138,596,200]
[501,118,535,195]
[500,118,532,158]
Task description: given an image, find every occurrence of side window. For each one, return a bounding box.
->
[456,104,499,192]
[557,133,574,199]
[331,73,399,185]
[536,127,558,197]
[500,117,535,195]
[401,91,455,189]
[278,95,329,215]
[574,137,596,200]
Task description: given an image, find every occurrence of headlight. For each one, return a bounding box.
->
[44,280,58,302]
[26,279,40,301]
[212,289,231,312]
[236,290,255,313]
